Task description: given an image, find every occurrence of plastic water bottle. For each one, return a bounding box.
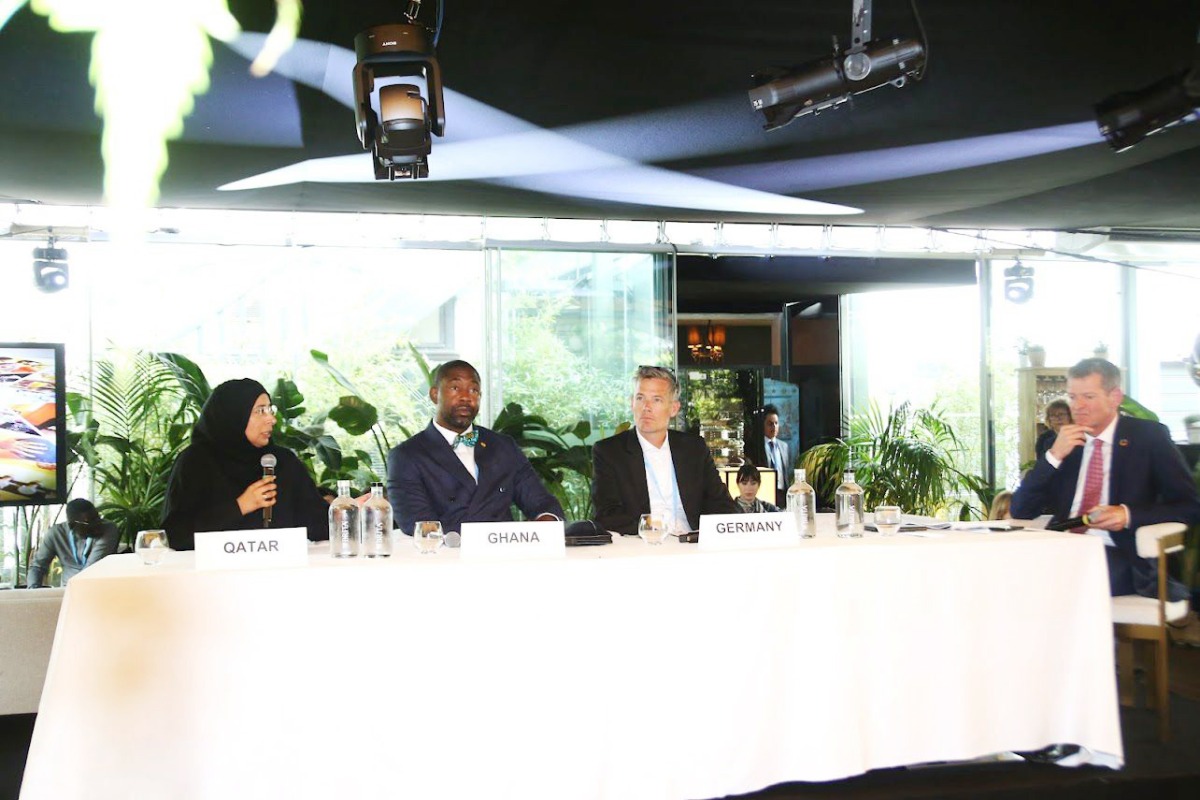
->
[361,482,393,558]
[329,480,359,557]
[786,468,817,539]
[835,471,864,538]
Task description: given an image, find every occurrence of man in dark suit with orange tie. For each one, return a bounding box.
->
[1011,358,1200,600]
[386,360,563,536]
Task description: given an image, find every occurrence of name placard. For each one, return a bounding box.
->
[698,513,796,551]
[194,527,309,571]
[460,520,566,561]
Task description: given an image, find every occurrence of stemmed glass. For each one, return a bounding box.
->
[874,506,903,537]
[134,529,170,565]
[638,513,668,546]
[413,520,445,554]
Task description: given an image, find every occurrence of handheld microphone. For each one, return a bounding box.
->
[260,453,277,528]
[1045,514,1091,532]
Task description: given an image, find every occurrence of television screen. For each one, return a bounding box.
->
[0,343,66,506]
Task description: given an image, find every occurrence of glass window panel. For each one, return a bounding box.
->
[987,258,1123,487]
[79,243,487,468]
[1132,269,1200,440]
[844,284,983,480]
[492,250,674,435]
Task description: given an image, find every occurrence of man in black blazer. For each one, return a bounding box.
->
[592,365,736,535]
[387,360,563,535]
[1012,359,1200,600]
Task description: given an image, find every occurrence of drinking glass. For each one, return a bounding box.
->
[638,513,668,546]
[134,529,170,565]
[874,506,902,537]
[413,520,445,555]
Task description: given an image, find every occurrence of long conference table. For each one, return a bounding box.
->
[21,517,1122,800]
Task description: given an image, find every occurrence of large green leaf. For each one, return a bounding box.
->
[328,396,379,435]
[154,352,211,413]
[311,350,363,396]
[271,377,307,423]
[1120,396,1160,421]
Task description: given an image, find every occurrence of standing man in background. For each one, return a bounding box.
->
[761,404,790,506]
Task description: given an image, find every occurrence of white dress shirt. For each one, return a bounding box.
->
[636,429,688,531]
[434,420,478,482]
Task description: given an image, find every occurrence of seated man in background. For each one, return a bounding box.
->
[1011,358,1200,600]
[26,498,121,587]
[387,360,563,535]
[592,365,736,534]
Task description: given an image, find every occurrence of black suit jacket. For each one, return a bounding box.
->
[387,423,564,535]
[592,429,737,535]
[1011,415,1200,599]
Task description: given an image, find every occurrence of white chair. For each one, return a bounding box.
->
[1111,522,1189,743]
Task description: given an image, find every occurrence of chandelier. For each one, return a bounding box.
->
[687,321,726,363]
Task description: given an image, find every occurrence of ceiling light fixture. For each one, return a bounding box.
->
[354,1,446,179]
[1003,260,1034,304]
[687,322,726,364]
[1094,43,1200,153]
[749,0,928,130]
[32,236,69,293]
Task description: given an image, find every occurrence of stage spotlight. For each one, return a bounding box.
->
[1095,31,1200,152]
[749,0,928,130]
[1095,70,1199,152]
[32,243,69,293]
[353,2,446,180]
[1003,260,1034,304]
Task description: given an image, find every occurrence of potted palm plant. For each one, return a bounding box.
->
[799,402,987,519]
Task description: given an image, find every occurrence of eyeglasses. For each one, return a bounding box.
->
[251,404,278,417]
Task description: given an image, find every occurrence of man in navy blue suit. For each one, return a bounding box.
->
[1012,358,1200,600]
[387,360,563,535]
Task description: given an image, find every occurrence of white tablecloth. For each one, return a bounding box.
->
[21,520,1122,800]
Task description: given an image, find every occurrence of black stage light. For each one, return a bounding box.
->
[749,0,927,130]
[353,1,445,180]
[32,243,69,293]
[1095,70,1199,152]
[1095,29,1200,152]
[1003,261,1034,304]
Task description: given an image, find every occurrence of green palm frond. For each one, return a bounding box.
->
[800,400,986,518]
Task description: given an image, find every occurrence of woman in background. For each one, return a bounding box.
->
[1034,399,1072,461]
[734,461,781,513]
[162,379,329,550]
[988,490,1013,521]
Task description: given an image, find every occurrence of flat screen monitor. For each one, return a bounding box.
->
[0,343,66,506]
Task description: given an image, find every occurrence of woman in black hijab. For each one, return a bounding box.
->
[162,379,329,550]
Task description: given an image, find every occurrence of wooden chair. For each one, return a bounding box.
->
[1111,522,1189,743]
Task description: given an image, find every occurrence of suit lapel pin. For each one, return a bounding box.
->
[1118,439,1129,447]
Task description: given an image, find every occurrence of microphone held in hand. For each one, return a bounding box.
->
[1045,513,1091,532]
[260,453,277,528]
